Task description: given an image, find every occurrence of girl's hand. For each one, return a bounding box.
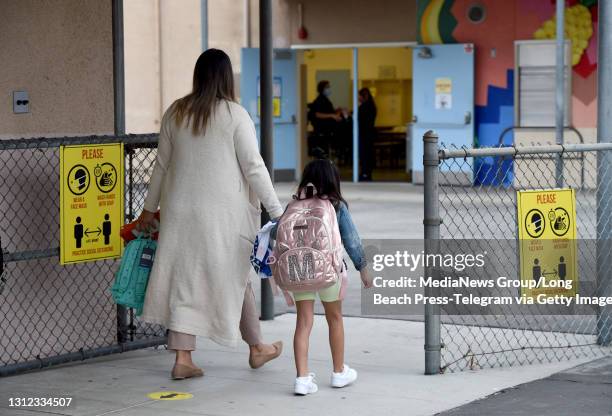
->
[135,210,156,232]
[360,269,373,289]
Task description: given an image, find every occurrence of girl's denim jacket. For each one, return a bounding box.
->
[270,201,367,271]
[336,202,367,271]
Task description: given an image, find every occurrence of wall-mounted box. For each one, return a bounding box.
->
[13,91,30,114]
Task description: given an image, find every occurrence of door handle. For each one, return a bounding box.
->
[464,111,472,125]
[412,115,418,123]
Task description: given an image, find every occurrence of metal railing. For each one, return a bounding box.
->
[0,134,166,376]
[423,131,612,374]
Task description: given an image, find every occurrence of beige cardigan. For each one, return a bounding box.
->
[141,100,283,346]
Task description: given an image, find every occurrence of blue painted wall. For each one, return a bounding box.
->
[474,69,514,186]
[240,48,297,172]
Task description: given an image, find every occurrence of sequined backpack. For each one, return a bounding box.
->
[270,185,345,294]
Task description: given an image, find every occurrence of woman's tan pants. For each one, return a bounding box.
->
[167,281,262,350]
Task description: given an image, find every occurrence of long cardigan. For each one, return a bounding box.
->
[140,100,283,346]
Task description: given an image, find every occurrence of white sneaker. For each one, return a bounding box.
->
[294,373,318,396]
[331,364,358,388]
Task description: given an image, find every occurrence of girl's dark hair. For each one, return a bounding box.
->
[296,158,347,209]
[171,48,235,135]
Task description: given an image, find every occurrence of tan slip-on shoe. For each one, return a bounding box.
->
[171,364,204,380]
[249,341,283,369]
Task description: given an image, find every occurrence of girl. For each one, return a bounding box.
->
[287,159,371,395]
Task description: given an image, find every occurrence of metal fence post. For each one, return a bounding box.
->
[259,0,275,321]
[555,0,565,188]
[597,0,612,346]
[423,130,441,374]
[113,0,129,343]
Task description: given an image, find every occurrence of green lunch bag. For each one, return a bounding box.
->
[111,237,157,316]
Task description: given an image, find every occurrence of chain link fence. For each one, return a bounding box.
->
[0,135,166,376]
[423,131,612,373]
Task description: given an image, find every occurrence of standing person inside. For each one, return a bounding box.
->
[358,88,377,181]
[308,80,343,135]
[136,49,283,380]
[307,80,349,157]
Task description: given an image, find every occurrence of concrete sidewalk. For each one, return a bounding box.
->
[0,314,596,416]
[439,356,612,416]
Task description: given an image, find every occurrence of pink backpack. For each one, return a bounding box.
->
[270,185,347,301]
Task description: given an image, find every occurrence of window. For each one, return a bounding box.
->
[515,40,571,127]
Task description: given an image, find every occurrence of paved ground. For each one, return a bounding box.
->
[439,355,612,416]
[2,182,609,415]
[0,315,598,416]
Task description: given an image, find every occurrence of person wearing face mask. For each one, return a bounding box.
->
[309,80,343,133]
[307,80,347,157]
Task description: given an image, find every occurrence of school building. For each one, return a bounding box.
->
[124,0,599,184]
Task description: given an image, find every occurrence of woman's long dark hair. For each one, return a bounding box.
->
[171,49,235,135]
[359,87,376,111]
[295,158,347,209]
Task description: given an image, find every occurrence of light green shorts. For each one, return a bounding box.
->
[292,278,342,303]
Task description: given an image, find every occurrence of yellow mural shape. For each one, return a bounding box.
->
[420,0,444,44]
[534,3,593,66]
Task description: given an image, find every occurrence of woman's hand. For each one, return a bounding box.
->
[360,269,373,289]
[135,209,156,233]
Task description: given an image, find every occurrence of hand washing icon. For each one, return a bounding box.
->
[94,162,117,193]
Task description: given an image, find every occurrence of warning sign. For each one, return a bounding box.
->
[435,77,452,94]
[60,143,124,265]
[517,189,578,298]
[147,391,193,401]
[257,76,282,117]
[435,78,452,110]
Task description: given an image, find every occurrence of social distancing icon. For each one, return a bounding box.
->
[60,144,124,265]
[517,189,578,298]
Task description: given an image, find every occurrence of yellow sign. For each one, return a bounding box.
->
[256,76,282,118]
[435,77,452,94]
[257,97,281,117]
[517,189,578,298]
[60,143,124,265]
[147,391,193,401]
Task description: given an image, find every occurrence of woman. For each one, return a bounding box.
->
[358,88,377,181]
[136,49,284,380]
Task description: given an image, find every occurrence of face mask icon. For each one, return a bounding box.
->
[531,212,543,233]
[525,208,545,238]
[74,168,87,190]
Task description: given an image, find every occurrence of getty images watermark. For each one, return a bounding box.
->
[360,239,612,316]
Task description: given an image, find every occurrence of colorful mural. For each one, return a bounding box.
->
[417,0,458,44]
[417,0,599,151]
